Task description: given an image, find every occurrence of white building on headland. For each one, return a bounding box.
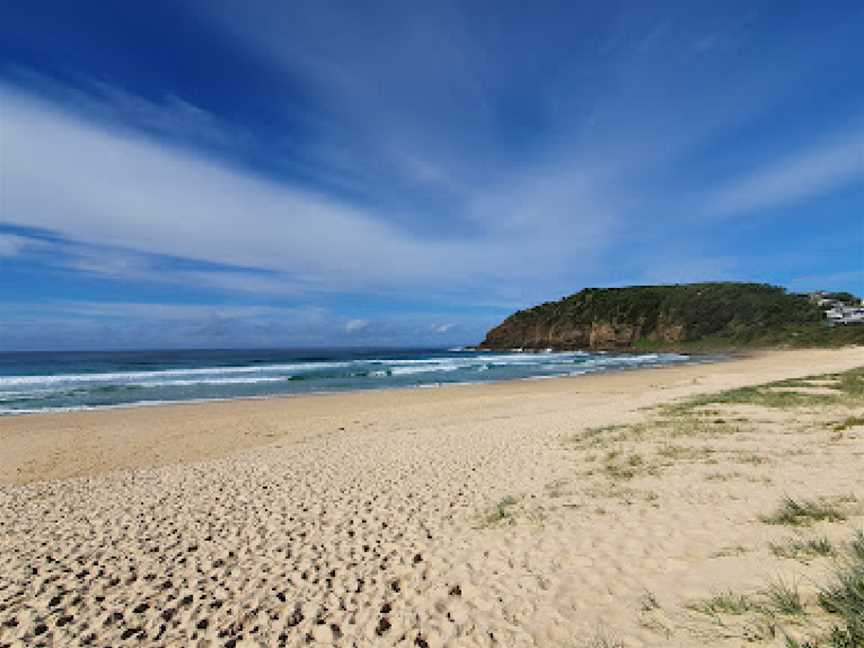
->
[825,305,864,326]
[807,291,864,325]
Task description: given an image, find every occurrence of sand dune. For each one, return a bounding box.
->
[1,348,862,647]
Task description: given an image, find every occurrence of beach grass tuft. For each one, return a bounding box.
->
[835,368,864,399]
[760,496,846,527]
[771,535,836,560]
[817,531,864,646]
[483,495,519,526]
[851,529,864,563]
[711,544,749,558]
[603,452,646,480]
[834,416,864,432]
[763,578,805,616]
[579,630,625,648]
[638,590,660,612]
[689,591,753,616]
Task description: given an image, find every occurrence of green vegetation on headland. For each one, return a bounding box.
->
[629,322,864,352]
[479,282,864,352]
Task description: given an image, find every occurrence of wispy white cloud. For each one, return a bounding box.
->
[39,301,327,322]
[0,85,468,285]
[0,231,319,296]
[0,83,625,297]
[344,319,369,333]
[0,233,36,257]
[4,67,237,149]
[705,129,864,216]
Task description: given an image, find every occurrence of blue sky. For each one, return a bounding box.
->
[1,1,862,350]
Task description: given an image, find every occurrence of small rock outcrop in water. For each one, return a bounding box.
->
[479,282,860,351]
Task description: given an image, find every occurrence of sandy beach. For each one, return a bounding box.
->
[1,347,863,647]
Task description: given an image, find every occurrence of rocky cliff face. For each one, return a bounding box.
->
[481,317,686,350]
[479,283,822,351]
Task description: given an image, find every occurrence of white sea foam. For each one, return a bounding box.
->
[0,362,352,387]
[0,400,177,415]
[0,396,245,416]
[134,376,292,388]
[374,358,449,366]
[388,363,463,376]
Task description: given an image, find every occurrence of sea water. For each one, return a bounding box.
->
[0,348,696,415]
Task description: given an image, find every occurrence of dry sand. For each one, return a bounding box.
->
[1,347,862,647]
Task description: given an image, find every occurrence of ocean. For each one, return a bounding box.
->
[0,348,696,415]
